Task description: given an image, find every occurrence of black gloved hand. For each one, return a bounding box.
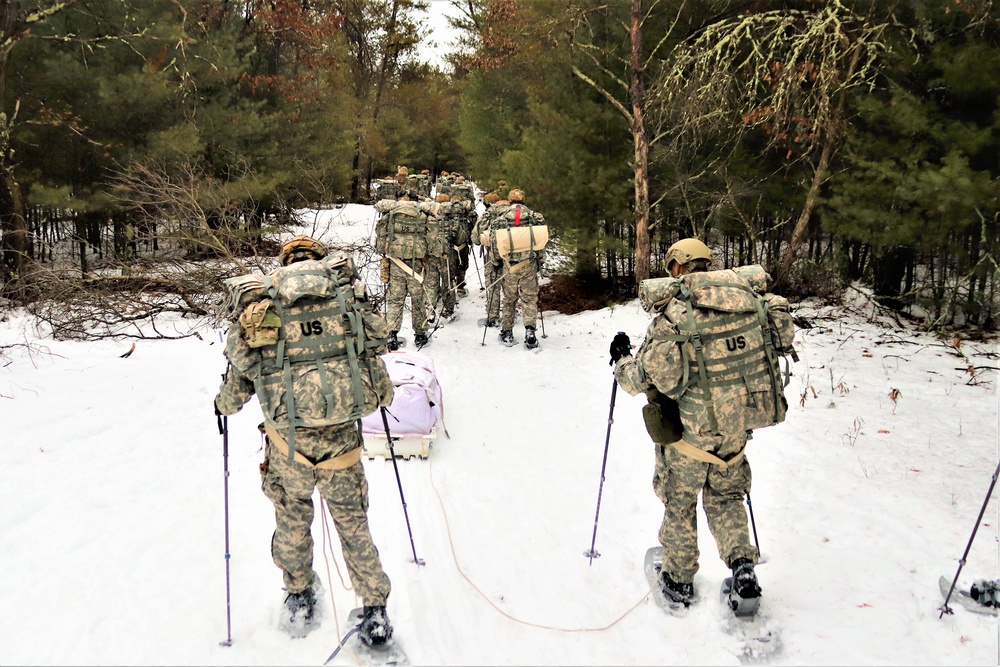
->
[214,399,223,417]
[609,331,632,365]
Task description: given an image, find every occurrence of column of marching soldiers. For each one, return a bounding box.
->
[373,166,546,350]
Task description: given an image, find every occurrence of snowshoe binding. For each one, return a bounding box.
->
[279,585,320,638]
[524,326,539,350]
[660,570,695,609]
[499,329,516,346]
[414,332,429,348]
[359,605,393,649]
[387,331,401,351]
[724,558,761,617]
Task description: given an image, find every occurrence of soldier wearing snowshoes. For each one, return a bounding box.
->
[485,188,547,349]
[611,238,794,615]
[375,190,443,349]
[472,191,503,328]
[214,235,395,646]
[423,193,466,325]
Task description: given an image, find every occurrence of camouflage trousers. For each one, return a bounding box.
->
[456,240,470,289]
[261,423,391,606]
[500,260,539,330]
[450,245,465,292]
[654,431,758,584]
[484,258,502,321]
[423,255,456,316]
[386,257,427,336]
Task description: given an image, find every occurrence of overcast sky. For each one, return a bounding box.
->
[419,0,463,69]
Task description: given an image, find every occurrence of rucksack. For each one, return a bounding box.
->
[222,255,394,462]
[375,201,427,259]
[488,203,549,264]
[638,265,796,435]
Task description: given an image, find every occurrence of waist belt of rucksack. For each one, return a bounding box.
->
[452,243,467,251]
[502,257,533,272]
[668,438,745,472]
[388,255,425,284]
[264,422,363,470]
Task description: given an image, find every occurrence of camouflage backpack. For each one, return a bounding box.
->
[639,265,797,435]
[222,255,394,462]
[375,201,427,260]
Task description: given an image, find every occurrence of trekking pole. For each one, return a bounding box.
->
[746,492,761,554]
[216,406,234,647]
[939,458,1000,618]
[539,308,547,339]
[584,372,620,565]
[379,407,426,566]
[471,244,484,290]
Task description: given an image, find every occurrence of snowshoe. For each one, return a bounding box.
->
[970,579,1000,608]
[359,605,393,649]
[441,309,457,323]
[414,332,429,348]
[498,329,516,346]
[387,331,401,351]
[524,327,539,350]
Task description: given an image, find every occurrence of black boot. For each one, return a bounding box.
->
[281,586,319,637]
[659,570,695,608]
[730,558,762,599]
[524,326,538,349]
[485,318,498,328]
[387,331,400,351]
[499,329,515,346]
[359,605,393,648]
[414,332,429,347]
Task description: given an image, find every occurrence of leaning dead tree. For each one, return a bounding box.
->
[650,0,888,289]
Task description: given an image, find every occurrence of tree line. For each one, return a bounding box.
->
[1,0,998,335]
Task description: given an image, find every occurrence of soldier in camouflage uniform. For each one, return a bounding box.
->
[493,189,545,349]
[472,192,504,327]
[611,238,762,610]
[375,190,442,348]
[214,236,394,646]
[422,193,460,325]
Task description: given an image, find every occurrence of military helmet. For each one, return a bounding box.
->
[421,169,431,175]
[508,188,525,202]
[436,193,450,203]
[484,192,500,205]
[454,176,465,184]
[279,235,328,266]
[665,238,712,271]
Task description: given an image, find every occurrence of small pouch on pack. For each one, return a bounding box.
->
[641,390,683,445]
[239,299,281,348]
[638,277,682,313]
[380,257,390,283]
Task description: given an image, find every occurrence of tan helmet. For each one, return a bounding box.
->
[279,235,328,266]
[436,193,450,203]
[508,188,525,203]
[665,238,712,271]
[440,170,450,176]
[454,176,465,184]
[421,169,430,175]
[484,192,500,205]
[397,166,408,176]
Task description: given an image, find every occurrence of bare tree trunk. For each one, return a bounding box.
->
[775,135,832,289]
[629,0,651,289]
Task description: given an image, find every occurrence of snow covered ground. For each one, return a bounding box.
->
[2,204,998,666]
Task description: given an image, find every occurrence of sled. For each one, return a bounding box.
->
[361,349,444,460]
